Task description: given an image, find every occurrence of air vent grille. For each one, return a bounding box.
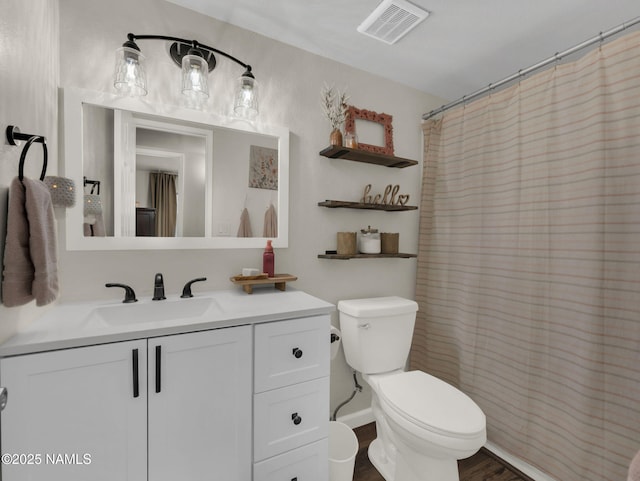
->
[357,0,430,45]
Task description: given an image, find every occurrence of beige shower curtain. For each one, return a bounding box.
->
[150,172,177,237]
[411,31,640,481]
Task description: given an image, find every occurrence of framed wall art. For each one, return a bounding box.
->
[248,145,278,190]
[344,105,394,156]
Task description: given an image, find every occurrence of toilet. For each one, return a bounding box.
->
[338,296,486,481]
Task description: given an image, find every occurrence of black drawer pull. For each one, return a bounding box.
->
[292,347,303,359]
[291,412,302,425]
[291,478,298,481]
[132,349,139,398]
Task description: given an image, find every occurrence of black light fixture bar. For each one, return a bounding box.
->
[115,31,259,119]
[125,33,252,73]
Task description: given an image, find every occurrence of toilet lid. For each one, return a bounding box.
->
[378,371,485,438]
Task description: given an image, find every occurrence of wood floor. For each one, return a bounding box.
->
[353,423,532,481]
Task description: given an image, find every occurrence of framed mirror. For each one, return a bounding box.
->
[62,88,289,250]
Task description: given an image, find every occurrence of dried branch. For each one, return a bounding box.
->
[320,84,349,130]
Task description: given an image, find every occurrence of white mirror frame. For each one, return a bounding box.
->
[61,88,289,250]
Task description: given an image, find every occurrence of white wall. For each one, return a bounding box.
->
[0,0,59,340]
[4,0,445,417]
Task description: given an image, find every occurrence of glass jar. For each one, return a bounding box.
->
[345,131,358,149]
[359,226,380,254]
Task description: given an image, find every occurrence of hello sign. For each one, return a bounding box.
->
[360,184,410,206]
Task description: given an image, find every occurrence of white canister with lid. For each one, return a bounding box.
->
[359,226,381,254]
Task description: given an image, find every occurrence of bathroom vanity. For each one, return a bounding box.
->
[0,289,333,481]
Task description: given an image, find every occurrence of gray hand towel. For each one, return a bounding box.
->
[83,213,106,237]
[237,208,253,237]
[2,178,34,306]
[2,177,58,307]
[263,203,277,238]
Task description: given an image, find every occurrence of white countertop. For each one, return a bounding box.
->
[0,288,335,357]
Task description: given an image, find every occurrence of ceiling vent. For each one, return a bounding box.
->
[357,0,430,45]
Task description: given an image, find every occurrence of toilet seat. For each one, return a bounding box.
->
[377,371,485,439]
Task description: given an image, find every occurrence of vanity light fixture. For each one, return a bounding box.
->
[114,33,259,119]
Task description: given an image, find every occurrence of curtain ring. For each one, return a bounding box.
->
[599,32,604,51]
[18,135,48,182]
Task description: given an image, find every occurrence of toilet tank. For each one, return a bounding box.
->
[338,297,418,374]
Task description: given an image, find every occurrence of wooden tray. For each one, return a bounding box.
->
[230,273,297,294]
[230,274,269,281]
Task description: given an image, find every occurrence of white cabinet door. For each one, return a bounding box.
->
[147,325,252,481]
[0,340,147,481]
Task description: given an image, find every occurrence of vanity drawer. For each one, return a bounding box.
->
[253,438,328,481]
[254,315,330,393]
[254,377,329,461]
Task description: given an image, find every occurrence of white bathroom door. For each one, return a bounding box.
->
[0,340,148,481]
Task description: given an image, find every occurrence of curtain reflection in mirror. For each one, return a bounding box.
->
[150,172,177,237]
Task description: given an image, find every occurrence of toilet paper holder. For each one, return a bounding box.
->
[330,326,342,361]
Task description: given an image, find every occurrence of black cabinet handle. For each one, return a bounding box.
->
[291,478,298,481]
[291,412,302,425]
[132,349,139,398]
[292,347,303,359]
[155,345,162,393]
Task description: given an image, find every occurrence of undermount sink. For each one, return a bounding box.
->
[86,297,222,326]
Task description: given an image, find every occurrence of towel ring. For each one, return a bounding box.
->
[18,135,48,181]
[6,126,48,181]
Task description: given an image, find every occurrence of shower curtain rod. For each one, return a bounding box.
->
[422,16,640,120]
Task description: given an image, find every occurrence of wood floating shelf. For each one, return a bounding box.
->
[319,146,418,168]
[318,253,417,260]
[318,200,418,211]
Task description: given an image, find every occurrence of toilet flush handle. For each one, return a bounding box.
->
[358,323,371,329]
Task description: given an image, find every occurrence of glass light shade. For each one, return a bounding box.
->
[181,54,209,101]
[233,74,259,120]
[44,176,76,207]
[114,46,147,96]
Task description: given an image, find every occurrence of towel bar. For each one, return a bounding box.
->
[6,125,48,181]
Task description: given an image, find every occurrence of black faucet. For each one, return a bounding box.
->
[181,277,207,298]
[152,273,166,300]
[105,283,138,303]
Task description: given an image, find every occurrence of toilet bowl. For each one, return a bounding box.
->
[338,297,487,481]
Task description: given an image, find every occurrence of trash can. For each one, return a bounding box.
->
[329,421,359,481]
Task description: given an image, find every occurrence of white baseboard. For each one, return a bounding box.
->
[336,409,557,481]
[484,441,558,481]
[335,407,375,429]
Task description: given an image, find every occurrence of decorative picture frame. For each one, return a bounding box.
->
[344,105,394,156]
[248,145,278,190]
